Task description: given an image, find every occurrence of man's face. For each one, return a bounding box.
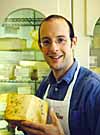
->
[39,18,76,73]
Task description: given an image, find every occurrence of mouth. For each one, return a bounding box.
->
[49,55,63,60]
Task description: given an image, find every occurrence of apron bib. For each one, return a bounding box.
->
[44,62,80,135]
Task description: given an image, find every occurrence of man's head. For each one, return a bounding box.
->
[38,15,75,45]
[38,14,77,79]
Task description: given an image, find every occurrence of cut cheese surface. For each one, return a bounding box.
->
[0,94,8,118]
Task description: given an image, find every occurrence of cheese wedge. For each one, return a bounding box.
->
[0,93,8,118]
[0,38,26,50]
[5,93,48,124]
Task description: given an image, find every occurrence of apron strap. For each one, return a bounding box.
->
[43,61,80,135]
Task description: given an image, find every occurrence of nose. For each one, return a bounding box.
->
[49,41,59,52]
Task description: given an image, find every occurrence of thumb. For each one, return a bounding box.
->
[49,108,58,125]
[50,108,64,134]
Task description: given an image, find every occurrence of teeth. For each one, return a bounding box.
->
[53,56,59,58]
[51,56,59,58]
[49,55,62,59]
[51,56,61,59]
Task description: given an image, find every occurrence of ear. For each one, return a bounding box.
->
[71,36,77,49]
[38,44,46,53]
[38,42,42,51]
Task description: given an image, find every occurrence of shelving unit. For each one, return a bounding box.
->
[0,49,47,92]
[3,17,44,27]
[0,9,47,135]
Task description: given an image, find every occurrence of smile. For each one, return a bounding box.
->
[49,55,63,59]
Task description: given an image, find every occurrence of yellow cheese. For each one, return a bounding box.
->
[90,67,100,74]
[0,37,27,50]
[93,35,100,48]
[0,64,15,80]
[5,94,48,124]
[19,61,50,80]
[0,93,8,118]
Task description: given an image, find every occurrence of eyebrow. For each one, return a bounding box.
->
[40,37,50,41]
[56,35,66,38]
[41,35,66,40]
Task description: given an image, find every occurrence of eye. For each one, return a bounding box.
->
[57,37,66,44]
[42,39,51,46]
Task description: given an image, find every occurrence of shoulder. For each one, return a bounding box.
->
[77,66,100,86]
[72,67,100,106]
[78,67,100,111]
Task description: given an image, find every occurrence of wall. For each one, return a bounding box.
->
[0,0,71,22]
[86,0,100,35]
[73,0,90,67]
[0,0,99,68]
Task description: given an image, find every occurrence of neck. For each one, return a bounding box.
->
[53,59,74,81]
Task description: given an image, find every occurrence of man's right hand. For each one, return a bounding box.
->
[18,108,65,135]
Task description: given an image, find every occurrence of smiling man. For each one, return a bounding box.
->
[16,15,100,135]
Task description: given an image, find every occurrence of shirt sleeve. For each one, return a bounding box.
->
[70,69,100,135]
[91,84,100,135]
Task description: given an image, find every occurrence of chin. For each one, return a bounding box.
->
[50,65,62,71]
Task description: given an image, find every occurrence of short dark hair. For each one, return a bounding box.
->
[38,14,75,44]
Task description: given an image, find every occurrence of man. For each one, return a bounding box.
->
[17,15,100,135]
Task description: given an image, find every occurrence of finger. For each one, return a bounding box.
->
[49,108,59,125]
[20,125,44,135]
[21,121,45,131]
[7,121,19,129]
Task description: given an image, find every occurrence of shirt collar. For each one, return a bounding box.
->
[47,59,78,85]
